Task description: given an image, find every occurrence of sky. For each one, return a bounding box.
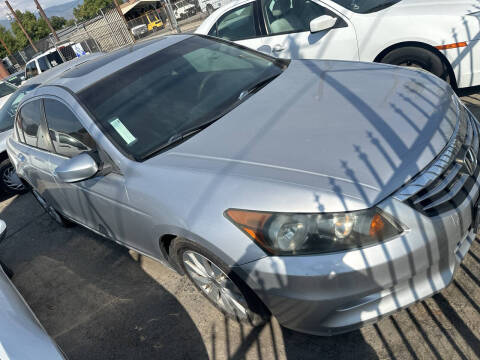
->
[0,0,68,19]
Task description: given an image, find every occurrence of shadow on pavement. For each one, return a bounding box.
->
[0,193,208,360]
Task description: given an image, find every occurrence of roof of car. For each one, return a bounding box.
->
[42,34,192,94]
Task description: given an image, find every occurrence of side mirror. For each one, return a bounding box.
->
[55,153,98,183]
[310,15,337,33]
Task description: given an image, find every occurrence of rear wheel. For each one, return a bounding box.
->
[32,190,73,227]
[172,239,269,326]
[380,46,452,85]
[0,159,28,195]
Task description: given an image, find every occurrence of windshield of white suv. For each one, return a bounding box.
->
[0,84,38,132]
[78,36,287,161]
[331,0,401,13]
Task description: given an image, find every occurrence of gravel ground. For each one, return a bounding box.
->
[0,87,479,359]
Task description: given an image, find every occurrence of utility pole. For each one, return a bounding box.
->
[164,0,180,33]
[0,36,12,56]
[5,1,38,52]
[112,0,135,43]
[34,0,59,42]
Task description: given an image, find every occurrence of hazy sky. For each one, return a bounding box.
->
[0,0,69,19]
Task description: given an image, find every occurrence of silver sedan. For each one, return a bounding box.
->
[7,34,478,335]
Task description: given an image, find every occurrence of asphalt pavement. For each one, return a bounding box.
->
[0,91,480,360]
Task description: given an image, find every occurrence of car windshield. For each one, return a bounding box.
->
[330,0,401,13]
[78,36,287,161]
[0,84,38,132]
[0,82,16,98]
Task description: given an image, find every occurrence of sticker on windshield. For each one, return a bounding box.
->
[110,118,137,145]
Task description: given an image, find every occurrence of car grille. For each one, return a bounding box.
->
[394,103,480,216]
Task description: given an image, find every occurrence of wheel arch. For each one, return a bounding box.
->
[373,41,457,87]
[0,150,9,163]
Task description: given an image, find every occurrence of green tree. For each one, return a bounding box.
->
[73,0,124,21]
[50,16,67,30]
[10,10,50,50]
[65,19,76,28]
[0,25,18,58]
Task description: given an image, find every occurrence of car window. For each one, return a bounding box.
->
[262,0,329,35]
[25,61,38,79]
[46,51,63,67]
[0,84,39,133]
[43,99,96,158]
[37,56,50,72]
[213,3,258,41]
[18,100,50,150]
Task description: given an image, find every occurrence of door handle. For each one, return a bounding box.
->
[272,44,285,53]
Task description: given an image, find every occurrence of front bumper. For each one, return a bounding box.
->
[237,186,478,335]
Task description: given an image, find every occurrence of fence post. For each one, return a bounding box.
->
[164,0,181,33]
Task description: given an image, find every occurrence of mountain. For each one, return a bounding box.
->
[44,0,84,19]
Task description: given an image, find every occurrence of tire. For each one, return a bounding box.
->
[171,238,270,326]
[0,159,29,195]
[206,4,214,15]
[380,46,452,85]
[32,190,73,227]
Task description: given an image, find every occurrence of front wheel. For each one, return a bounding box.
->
[172,239,269,326]
[380,46,452,85]
[0,159,28,195]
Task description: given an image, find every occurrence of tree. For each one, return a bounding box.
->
[50,16,67,30]
[73,0,124,21]
[0,25,18,58]
[65,19,76,28]
[10,10,50,49]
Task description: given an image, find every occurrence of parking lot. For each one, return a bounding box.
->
[0,87,477,360]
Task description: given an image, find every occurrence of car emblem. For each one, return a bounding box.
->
[463,146,477,176]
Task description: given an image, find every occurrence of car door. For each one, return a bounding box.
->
[257,0,358,60]
[209,0,358,60]
[42,97,156,254]
[14,99,55,198]
[42,97,138,246]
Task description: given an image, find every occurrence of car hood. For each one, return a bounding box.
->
[167,60,458,210]
[384,0,480,17]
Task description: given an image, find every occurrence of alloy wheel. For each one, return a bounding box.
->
[182,250,249,320]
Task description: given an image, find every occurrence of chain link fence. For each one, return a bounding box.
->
[1,1,208,75]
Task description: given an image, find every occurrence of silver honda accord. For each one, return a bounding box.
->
[7,34,478,335]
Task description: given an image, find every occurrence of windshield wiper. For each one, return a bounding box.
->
[142,117,223,160]
[143,73,281,160]
[238,73,280,100]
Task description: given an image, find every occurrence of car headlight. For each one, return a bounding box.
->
[225,208,404,255]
